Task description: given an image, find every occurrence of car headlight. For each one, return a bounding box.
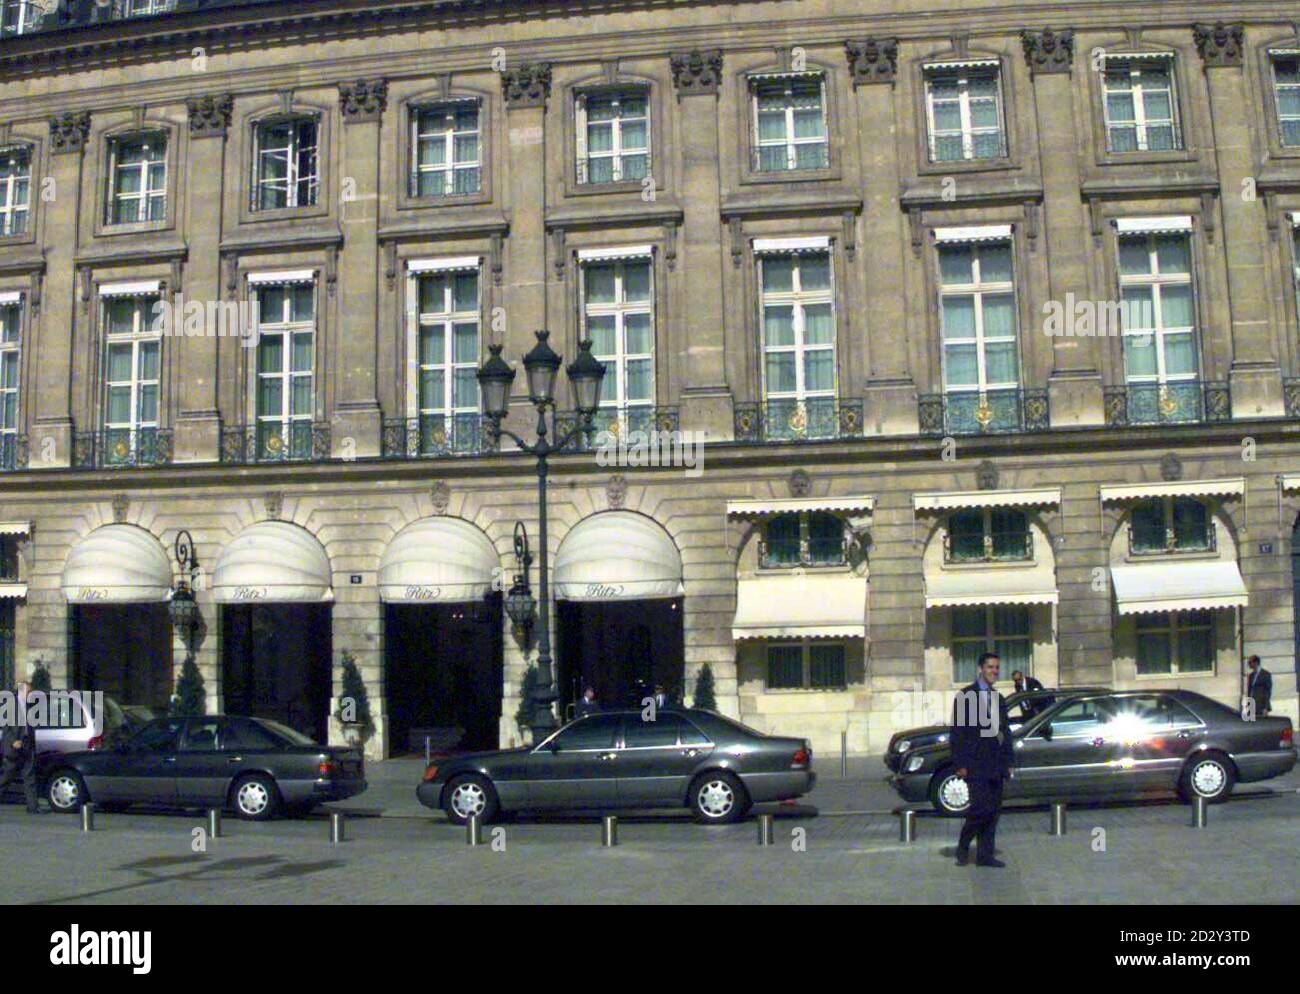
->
[905,754,925,773]
[896,739,911,754]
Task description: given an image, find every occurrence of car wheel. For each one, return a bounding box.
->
[689,771,748,824]
[442,774,499,826]
[46,770,88,813]
[1180,751,1235,804]
[929,768,971,816]
[230,774,281,821]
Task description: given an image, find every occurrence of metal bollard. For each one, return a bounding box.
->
[329,811,346,844]
[1049,801,1067,836]
[425,736,431,766]
[898,808,916,843]
[840,731,848,779]
[466,814,483,846]
[80,803,95,833]
[601,814,618,847]
[1191,795,1208,828]
[756,812,774,846]
[207,808,222,840]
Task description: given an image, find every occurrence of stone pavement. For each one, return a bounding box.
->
[1,772,1297,904]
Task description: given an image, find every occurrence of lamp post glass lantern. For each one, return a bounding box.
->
[170,530,201,650]
[478,331,605,741]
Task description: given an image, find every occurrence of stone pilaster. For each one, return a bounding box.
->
[1194,23,1284,417]
[669,49,732,441]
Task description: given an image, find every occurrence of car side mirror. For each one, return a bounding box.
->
[1040,724,1053,741]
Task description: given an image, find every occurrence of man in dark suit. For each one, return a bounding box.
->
[653,684,671,711]
[951,653,1014,868]
[1245,655,1272,717]
[0,682,41,814]
[1011,670,1043,695]
[576,686,601,718]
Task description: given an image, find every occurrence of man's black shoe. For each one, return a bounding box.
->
[955,850,970,866]
[975,857,1006,868]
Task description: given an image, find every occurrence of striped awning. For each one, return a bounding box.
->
[1111,561,1248,615]
[577,245,654,263]
[407,256,481,274]
[753,236,831,255]
[924,567,1058,609]
[98,280,161,298]
[62,525,173,604]
[212,522,333,604]
[1114,216,1194,235]
[379,517,499,604]
[933,224,1012,244]
[1100,478,1244,502]
[727,495,874,519]
[925,59,1000,71]
[247,269,316,286]
[554,511,683,601]
[733,573,867,640]
[913,488,1060,513]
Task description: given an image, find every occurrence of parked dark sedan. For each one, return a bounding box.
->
[883,687,1108,771]
[417,708,815,825]
[889,689,1296,815]
[39,715,367,820]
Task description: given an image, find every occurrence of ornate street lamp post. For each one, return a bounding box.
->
[170,530,201,657]
[478,330,605,741]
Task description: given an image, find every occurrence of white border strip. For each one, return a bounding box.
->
[407,256,482,274]
[1114,215,1194,234]
[0,291,21,305]
[1103,51,1176,61]
[752,236,831,254]
[924,58,1000,71]
[576,245,654,263]
[933,224,1012,244]
[247,269,316,286]
[98,279,161,298]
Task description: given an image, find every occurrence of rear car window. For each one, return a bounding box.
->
[132,719,184,752]
[223,720,283,751]
[624,712,686,748]
[256,719,317,747]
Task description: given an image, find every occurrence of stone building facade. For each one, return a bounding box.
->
[0,0,1297,758]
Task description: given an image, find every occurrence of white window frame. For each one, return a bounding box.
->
[410,100,481,198]
[750,73,829,173]
[1101,56,1182,153]
[119,0,173,16]
[0,297,20,453]
[758,250,836,406]
[924,65,1006,162]
[765,640,847,691]
[1278,54,1300,148]
[580,256,655,427]
[0,1,41,36]
[1117,231,1198,388]
[107,132,167,226]
[937,238,1020,396]
[252,281,317,451]
[950,605,1032,685]
[576,88,650,185]
[0,146,29,238]
[101,293,162,444]
[252,117,319,211]
[1134,610,1215,676]
[408,265,482,436]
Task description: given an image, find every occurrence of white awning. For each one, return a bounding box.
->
[0,583,25,599]
[753,236,831,255]
[749,70,824,82]
[1103,51,1176,62]
[913,488,1061,513]
[1111,561,1248,615]
[1289,212,1300,229]
[247,270,316,286]
[0,291,22,305]
[0,521,29,536]
[1282,474,1300,493]
[379,517,499,603]
[577,245,654,263]
[212,522,333,604]
[933,224,1012,244]
[62,525,173,604]
[1100,478,1244,502]
[925,59,1000,71]
[407,256,481,274]
[733,573,867,640]
[1114,216,1193,235]
[924,566,1058,608]
[554,511,683,602]
[98,279,162,298]
[727,495,874,519]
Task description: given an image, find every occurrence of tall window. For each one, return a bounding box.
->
[582,257,653,432]
[414,267,480,453]
[751,75,828,172]
[767,642,846,690]
[1136,610,1213,675]
[759,250,835,433]
[1276,56,1300,148]
[119,0,174,15]
[0,1,41,36]
[411,101,481,198]
[253,117,319,211]
[0,147,29,237]
[102,292,161,465]
[1118,230,1198,419]
[762,512,845,568]
[577,89,649,184]
[1129,497,1213,554]
[952,606,1030,684]
[924,65,1006,162]
[254,282,315,459]
[937,238,1019,429]
[1102,57,1181,152]
[947,508,1031,562]
[0,299,19,469]
[107,133,166,225]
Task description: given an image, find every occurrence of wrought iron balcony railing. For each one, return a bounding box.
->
[758,537,849,570]
[221,422,331,465]
[74,428,172,469]
[944,529,1034,564]
[0,433,25,471]
[734,397,863,444]
[1127,523,1217,557]
[555,406,680,452]
[0,1,46,37]
[919,388,1049,437]
[1104,380,1230,427]
[381,414,495,459]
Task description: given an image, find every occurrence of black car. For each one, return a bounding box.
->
[39,715,367,820]
[417,708,815,825]
[883,687,1108,771]
[889,689,1296,815]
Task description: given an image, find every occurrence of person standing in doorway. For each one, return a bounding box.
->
[576,686,601,718]
[0,682,42,814]
[1245,655,1272,717]
[951,653,1013,868]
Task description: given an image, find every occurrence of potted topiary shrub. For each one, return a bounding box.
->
[29,660,52,693]
[335,651,373,746]
[169,657,206,716]
[515,664,539,744]
[693,663,717,711]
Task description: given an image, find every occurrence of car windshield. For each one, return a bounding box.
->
[255,719,318,747]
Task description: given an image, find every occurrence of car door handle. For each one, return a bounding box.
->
[1090,738,1105,748]
[598,752,617,761]
[227,756,243,764]
[680,749,699,758]
[163,756,177,764]
[1176,731,1190,740]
